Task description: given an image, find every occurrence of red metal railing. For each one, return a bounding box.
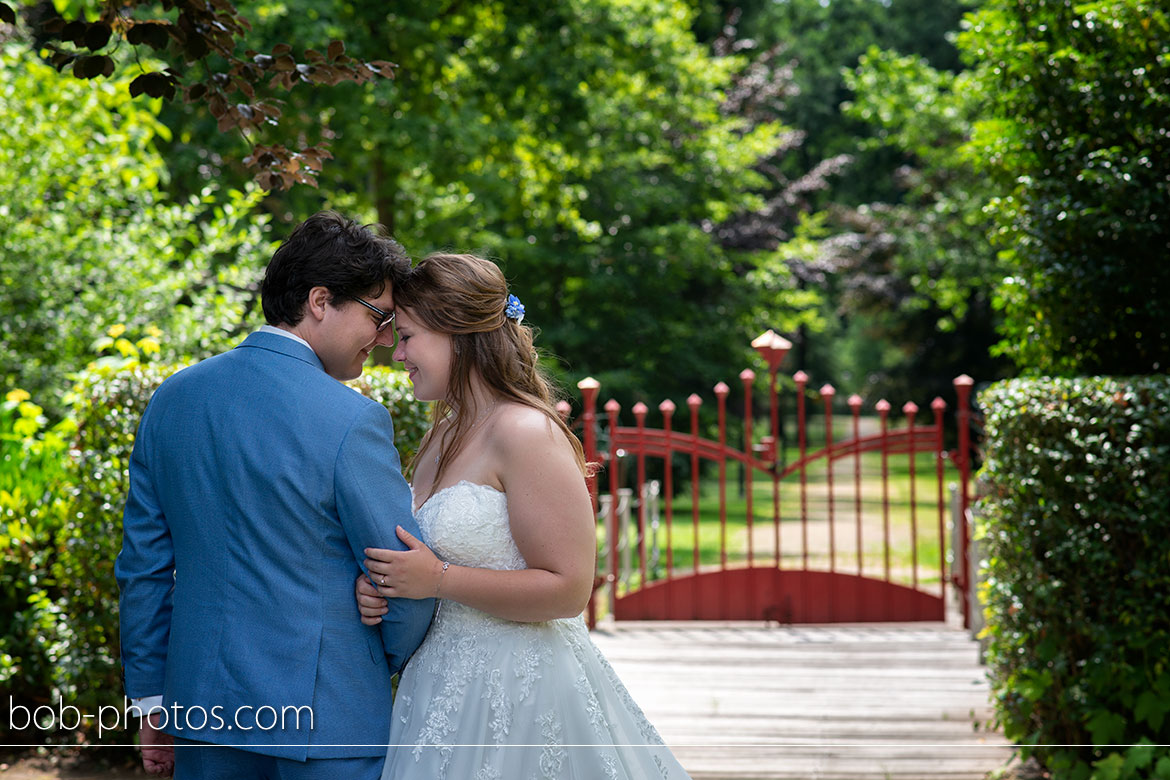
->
[571,331,977,627]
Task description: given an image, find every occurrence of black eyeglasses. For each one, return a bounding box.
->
[346,296,395,332]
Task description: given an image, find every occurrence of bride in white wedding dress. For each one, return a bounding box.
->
[355,253,692,779]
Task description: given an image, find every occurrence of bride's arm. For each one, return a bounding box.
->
[363,408,595,623]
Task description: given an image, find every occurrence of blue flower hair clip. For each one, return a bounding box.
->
[504,294,525,323]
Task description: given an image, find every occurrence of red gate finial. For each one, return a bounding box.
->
[577,377,601,627]
[752,329,793,372]
[953,374,975,629]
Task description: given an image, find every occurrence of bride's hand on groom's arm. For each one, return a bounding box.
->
[363,527,446,601]
[355,575,389,625]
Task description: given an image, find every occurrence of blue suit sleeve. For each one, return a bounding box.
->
[114,403,175,698]
[335,402,434,673]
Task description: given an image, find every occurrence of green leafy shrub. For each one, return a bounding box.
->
[960,0,1170,376]
[0,46,272,419]
[347,368,431,472]
[2,360,426,744]
[978,376,1170,780]
[1,390,75,742]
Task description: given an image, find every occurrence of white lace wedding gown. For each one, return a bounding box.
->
[381,480,692,780]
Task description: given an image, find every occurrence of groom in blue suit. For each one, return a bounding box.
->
[116,211,433,779]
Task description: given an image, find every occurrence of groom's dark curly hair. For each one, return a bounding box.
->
[260,210,410,326]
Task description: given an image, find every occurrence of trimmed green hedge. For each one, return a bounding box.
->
[1,360,427,745]
[978,376,1170,780]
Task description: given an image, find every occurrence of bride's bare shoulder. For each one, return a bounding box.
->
[490,402,570,451]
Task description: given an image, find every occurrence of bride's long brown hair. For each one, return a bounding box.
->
[394,253,587,499]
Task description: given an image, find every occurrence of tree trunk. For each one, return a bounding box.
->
[373,156,395,234]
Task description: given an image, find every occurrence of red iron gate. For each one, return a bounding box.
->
[566,331,977,627]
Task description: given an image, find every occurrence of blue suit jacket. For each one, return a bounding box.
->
[115,331,433,759]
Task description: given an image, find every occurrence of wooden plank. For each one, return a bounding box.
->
[591,620,1016,780]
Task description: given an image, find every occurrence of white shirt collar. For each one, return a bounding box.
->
[258,324,312,350]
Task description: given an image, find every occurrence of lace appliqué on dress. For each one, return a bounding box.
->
[381,481,692,780]
[482,668,511,744]
[536,710,565,779]
[474,767,503,780]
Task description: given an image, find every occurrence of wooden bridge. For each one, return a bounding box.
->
[560,333,1013,777]
[591,617,1017,780]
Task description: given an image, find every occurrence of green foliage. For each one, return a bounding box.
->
[0,45,272,419]
[842,0,1170,388]
[0,389,74,735]
[45,362,180,740]
[844,48,998,327]
[346,369,432,471]
[960,0,1170,375]
[0,361,426,744]
[745,0,968,206]
[157,0,808,410]
[978,376,1170,779]
[4,0,386,188]
[726,0,1011,404]
[837,46,1014,403]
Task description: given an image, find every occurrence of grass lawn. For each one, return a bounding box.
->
[595,446,969,596]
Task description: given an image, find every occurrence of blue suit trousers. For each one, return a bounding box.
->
[174,738,383,780]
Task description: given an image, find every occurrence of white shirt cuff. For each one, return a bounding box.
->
[127,695,164,718]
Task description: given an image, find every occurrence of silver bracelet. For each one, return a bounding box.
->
[435,561,450,599]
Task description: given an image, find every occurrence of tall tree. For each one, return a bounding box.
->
[738,0,969,207]
[840,47,1013,399]
[161,0,827,408]
[708,0,1002,401]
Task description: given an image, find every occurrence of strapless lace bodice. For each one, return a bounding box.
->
[384,480,692,780]
[414,480,526,571]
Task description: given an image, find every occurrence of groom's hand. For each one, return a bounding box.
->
[139,711,174,777]
[356,574,389,625]
[364,527,445,600]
